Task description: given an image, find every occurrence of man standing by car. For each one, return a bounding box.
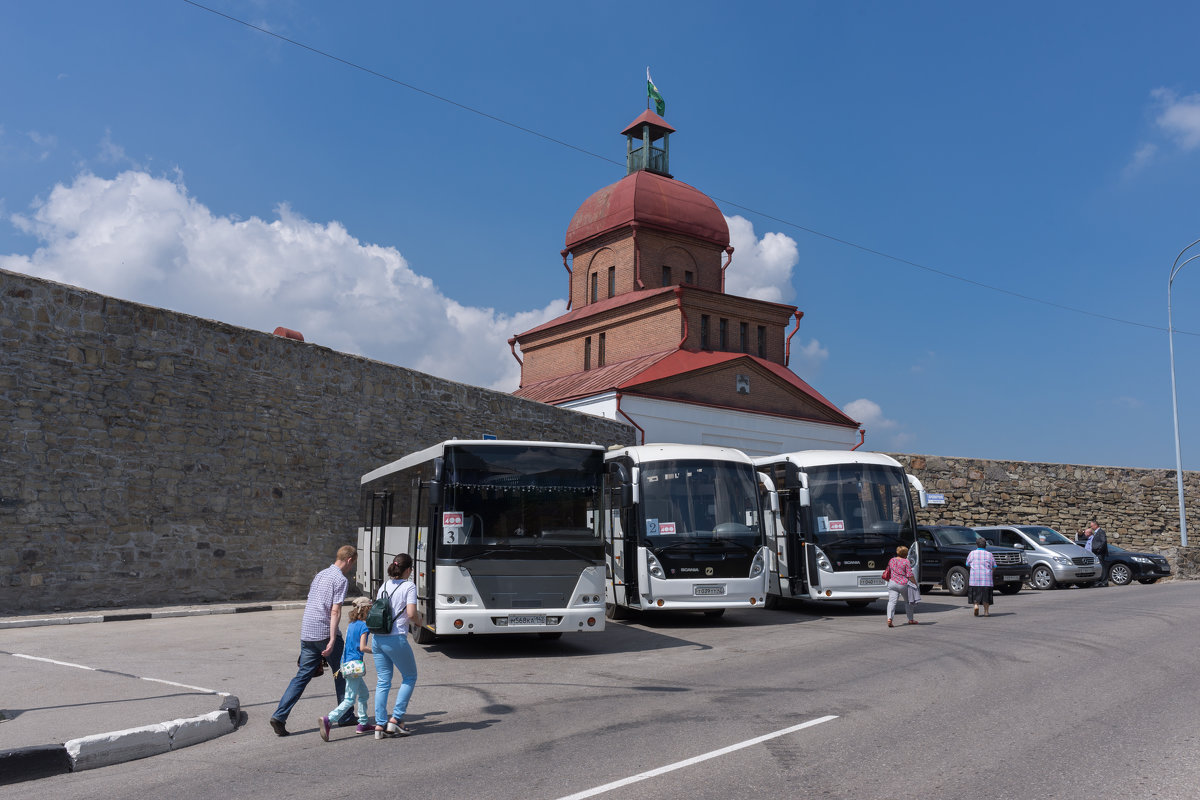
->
[1090,520,1109,586]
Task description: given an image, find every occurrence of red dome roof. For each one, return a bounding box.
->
[565,170,729,250]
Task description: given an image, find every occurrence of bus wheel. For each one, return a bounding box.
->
[763,593,781,610]
[411,625,437,645]
[703,609,725,618]
[538,632,563,640]
[605,602,633,621]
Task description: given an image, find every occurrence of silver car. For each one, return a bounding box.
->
[974,525,1101,590]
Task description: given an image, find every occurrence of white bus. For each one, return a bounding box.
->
[754,450,927,608]
[356,440,608,642]
[602,444,774,619]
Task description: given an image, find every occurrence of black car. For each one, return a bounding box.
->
[1102,545,1172,586]
[913,525,1032,596]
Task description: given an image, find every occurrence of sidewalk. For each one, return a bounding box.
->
[0,601,303,785]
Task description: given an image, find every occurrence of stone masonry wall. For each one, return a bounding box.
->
[0,269,633,613]
[893,454,1200,578]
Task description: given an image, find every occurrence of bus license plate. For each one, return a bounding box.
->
[858,576,885,586]
[508,614,546,626]
[693,585,726,596]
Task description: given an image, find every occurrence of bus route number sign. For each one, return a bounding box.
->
[443,512,464,545]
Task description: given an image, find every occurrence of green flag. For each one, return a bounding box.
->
[646,67,665,116]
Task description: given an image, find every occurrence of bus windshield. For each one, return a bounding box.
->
[439,444,604,557]
[806,463,913,547]
[638,459,762,548]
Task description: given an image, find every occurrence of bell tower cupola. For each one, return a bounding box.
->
[622,110,675,179]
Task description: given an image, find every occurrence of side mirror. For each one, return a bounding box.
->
[428,458,444,506]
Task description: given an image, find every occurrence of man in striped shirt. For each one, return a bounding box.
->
[269,545,357,736]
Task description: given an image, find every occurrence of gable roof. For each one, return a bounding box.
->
[514,349,858,428]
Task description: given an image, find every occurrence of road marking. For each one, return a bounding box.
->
[553,714,838,800]
[10,652,229,696]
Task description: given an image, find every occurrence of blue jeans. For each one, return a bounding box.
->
[329,674,370,725]
[373,633,418,725]
[272,635,349,724]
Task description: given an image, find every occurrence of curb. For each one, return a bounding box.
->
[0,696,240,786]
[0,602,306,630]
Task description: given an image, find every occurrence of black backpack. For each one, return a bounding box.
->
[365,585,397,634]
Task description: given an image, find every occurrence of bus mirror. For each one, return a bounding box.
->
[757,472,779,513]
[427,481,442,506]
[630,466,640,505]
[906,473,928,508]
[432,457,444,482]
[609,462,634,506]
[798,487,811,507]
[782,463,802,489]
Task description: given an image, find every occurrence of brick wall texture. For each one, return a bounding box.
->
[0,268,633,613]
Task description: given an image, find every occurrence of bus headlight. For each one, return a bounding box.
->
[814,545,834,573]
[749,550,766,579]
[647,552,666,579]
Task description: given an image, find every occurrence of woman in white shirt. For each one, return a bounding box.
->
[372,553,420,738]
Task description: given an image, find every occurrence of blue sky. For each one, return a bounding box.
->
[3,1,1200,470]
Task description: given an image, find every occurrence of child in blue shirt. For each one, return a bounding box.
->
[318,597,373,740]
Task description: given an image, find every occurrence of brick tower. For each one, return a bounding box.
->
[510,109,860,454]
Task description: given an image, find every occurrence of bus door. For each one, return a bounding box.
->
[604,461,635,608]
[366,491,393,593]
[413,460,441,632]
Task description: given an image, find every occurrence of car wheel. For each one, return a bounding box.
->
[1137,578,1159,585]
[1108,563,1133,586]
[605,602,633,621]
[998,583,1021,595]
[945,566,969,597]
[1030,565,1056,590]
[845,599,872,609]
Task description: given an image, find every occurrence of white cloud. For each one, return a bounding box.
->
[789,337,829,376]
[723,214,798,303]
[1153,88,1200,151]
[0,169,563,391]
[843,397,912,450]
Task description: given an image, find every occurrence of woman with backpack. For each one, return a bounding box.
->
[371,553,420,739]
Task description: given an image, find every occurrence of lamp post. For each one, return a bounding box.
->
[1168,238,1200,547]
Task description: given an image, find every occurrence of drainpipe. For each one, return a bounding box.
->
[561,249,573,311]
[631,223,645,289]
[507,336,523,369]
[675,287,689,349]
[720,246,734,293]
[784,311,804,367]
[615,392,646,445]
[850,429,866,451]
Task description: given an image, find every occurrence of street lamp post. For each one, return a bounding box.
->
[1168,238,1200,547]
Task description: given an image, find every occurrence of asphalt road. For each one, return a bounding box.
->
[5,581,1199,800]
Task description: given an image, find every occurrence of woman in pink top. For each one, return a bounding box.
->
[885,546,919,627]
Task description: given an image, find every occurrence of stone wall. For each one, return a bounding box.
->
[0,269,633,613]
[894,454,1200,577]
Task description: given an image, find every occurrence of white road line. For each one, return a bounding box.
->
[11,652,227,696]
[12,653,96,670]
[139,676,229,697]
[553,714,838,800]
